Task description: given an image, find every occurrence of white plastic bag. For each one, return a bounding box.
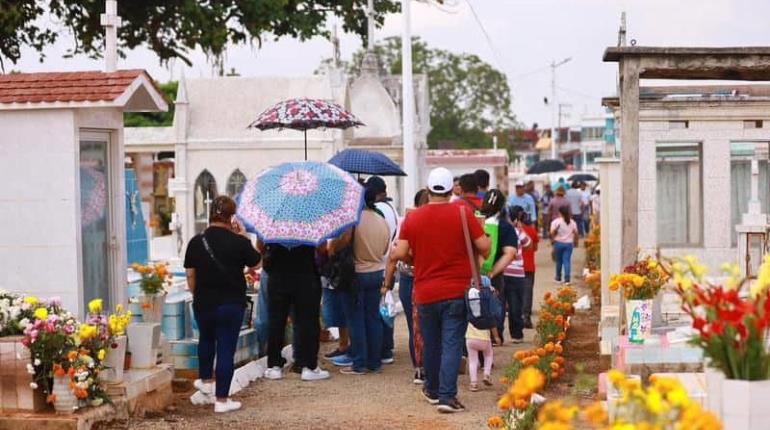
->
[380,291,400,327]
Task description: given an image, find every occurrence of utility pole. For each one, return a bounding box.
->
[402,0,416,210]
[550,57,571,159]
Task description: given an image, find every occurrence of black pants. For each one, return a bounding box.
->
[267,272,322,370]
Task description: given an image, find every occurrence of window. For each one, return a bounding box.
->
[226,169,247,198]
[656,142,702,246]
[730,142,770,245]
[744,120,763,129]
[194,170,218,234]
[581,126,604,140]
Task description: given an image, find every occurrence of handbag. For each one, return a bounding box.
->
[461,207,502,330]
[319,229,356,293]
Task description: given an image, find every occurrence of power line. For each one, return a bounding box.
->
[464,0,505,70]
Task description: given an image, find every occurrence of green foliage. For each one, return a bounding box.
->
[342,36,518,149]
[124,81,177,127]
[0,1,400,69]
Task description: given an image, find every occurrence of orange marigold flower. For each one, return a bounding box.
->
[487,416,505,429]
[513,351,527,361]
[544,292,552,300]
[497,394,513,410]
[536,348,546,357]
[514,399,529,410]
[551,371,559,380]
[550,362,560,370]
[554,344,564,354]
[558,332,567,341]
[554,356,565,365]
[544,342,555,353]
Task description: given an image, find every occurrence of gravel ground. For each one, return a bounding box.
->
[125,244,584,430]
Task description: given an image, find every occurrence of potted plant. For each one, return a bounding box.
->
[130,263,170,323]
[670,256,770,429]
[609,255,669,344]
[85,300,131,384]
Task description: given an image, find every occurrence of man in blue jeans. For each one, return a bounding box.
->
[392,167,491,413]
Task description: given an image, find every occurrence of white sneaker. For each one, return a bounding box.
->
[301,367,331,381]
[263,367,283,380]
[189,390,215,405]
[214,399,242,413]
[193,379,213,395]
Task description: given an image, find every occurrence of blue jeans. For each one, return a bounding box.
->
[503,276,525,340]
[322,286,346,328]
[398,273,416,367]
[572,215,584,237]
[196,303,244,398]
[418,298,467,404]
[491,276,506,341]
[342,271,384,372]
[554,241,574,282]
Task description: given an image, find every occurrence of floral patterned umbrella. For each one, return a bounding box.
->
[248,98,364,160]
[236,161,364,246]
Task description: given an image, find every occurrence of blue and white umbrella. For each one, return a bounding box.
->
[236,161,364,246]
[328,148,406,176]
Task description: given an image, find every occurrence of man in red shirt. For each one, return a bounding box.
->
[392,167,491,413]
[452,173,483,212]
[521,217,539,329]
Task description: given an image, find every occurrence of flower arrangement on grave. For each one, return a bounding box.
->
[0,290,39,336]
[609,255,669,300]
[535,287,575,344]
[20,296,80,403]
[108,304,132,337]
[584,223,601,271]
[671,256,770,380]
[131,263,171,296]
[503,370,721,430]
[490,367,546,430]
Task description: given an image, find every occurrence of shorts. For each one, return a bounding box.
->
[322,286,346,328]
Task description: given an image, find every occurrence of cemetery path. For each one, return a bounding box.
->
[125,242,585,430]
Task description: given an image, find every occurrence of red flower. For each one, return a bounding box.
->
[693,317,707,333]
[711,320,725,336]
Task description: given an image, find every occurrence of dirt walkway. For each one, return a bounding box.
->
[127,242,586,430]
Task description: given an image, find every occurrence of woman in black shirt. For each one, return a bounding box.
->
[184,196,260,413]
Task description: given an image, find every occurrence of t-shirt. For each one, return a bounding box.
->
[522,223,539,273]
[374,201,399,243]
[493,215,518,264]
[466,323,491,341]
[354,209,391,273]
[264,244,317,275]
[504,227,531,278]
[550,217,578,244]
[566,188,583,216]
[399,203,485,305]
[184,226,261,312]
[453,195,483,212]
[548,196,570,221]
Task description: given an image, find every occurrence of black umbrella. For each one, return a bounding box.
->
[328,149,406,177]
[527,159,567,174]
[568,173,598,182]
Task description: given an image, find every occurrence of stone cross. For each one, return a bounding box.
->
[367,0,375,51]
[100,0,122,72]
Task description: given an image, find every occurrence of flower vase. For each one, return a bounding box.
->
[625,299,653,344]
[140,294,164,323]
[704,364,724,418]
[52,375,77,413]
[101,335,127,384]
[720,379,770,429]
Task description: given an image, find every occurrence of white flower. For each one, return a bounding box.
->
[18,317,29,328]
[26,363,35,375]
[33,358,41,366]
[29,382,38,389]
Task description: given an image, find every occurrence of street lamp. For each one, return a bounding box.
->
[549,57,572,159]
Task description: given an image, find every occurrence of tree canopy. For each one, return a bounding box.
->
[0,1,400,69]
[340,37,517,149]
[124,81,177,127]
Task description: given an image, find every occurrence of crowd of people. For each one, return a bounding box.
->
[182,166,598,415]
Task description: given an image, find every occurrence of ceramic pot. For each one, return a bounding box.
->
[100,335,127,384]
[52,375,77,413]
[720,378,770,429]
[625,299,653,344]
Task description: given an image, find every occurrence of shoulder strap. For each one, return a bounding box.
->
[201,232,244,288]
[460,206,481,288]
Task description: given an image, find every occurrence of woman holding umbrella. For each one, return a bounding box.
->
[184,196,261,413]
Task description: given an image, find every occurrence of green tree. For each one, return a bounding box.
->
[345,37,518,149]
[124,81,177,127]
[0,1,400,70]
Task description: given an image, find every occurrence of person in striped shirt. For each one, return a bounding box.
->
[502,206,533,343]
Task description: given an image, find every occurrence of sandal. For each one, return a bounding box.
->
[483,375,493,386]
[469,382,479,392]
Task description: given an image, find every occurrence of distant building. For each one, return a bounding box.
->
[603,84,770,268]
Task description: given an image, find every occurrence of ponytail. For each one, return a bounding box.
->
[559,205,571,224]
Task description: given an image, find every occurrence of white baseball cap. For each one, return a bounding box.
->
[515,180,525,187]
[427,167,454,194]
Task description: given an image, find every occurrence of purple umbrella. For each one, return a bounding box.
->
[248,98,364,161]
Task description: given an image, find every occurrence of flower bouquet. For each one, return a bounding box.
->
[130,263,171,323]
[0,290,38,336]
[610,255,670,343]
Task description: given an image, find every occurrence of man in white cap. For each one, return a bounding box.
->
[391,167,491,413]
[507,180,536,223]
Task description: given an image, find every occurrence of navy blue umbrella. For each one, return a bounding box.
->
[328,149,407,176]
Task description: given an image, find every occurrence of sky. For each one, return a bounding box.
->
[10,0,770,128]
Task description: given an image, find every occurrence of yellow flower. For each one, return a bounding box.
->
[645,387,666,414]
[115,304,124,313]
[583,402,608,425]
[24,296,39,306]
[97,349,106,361]
[88,299,103,314]
[79,324,97,340]
[33,307,48,320]
[608,369,625,386]
[519,367,546,393]
[666,386,690,408]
